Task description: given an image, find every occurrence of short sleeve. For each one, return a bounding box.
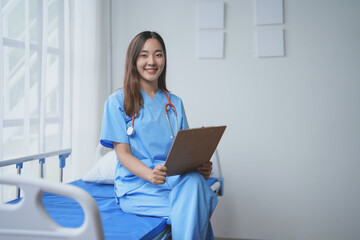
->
[100,96,129,149]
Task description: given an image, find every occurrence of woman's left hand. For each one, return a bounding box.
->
[197,161,212,180]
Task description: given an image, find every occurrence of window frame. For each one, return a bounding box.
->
[1,0,70,202]
[1,0,67,159]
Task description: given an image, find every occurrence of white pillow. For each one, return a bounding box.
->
[82,150,117,184]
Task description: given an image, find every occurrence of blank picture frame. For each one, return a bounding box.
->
[198,2,225,29]
[256,28,284,57]
[198,31,225,59]
[255,0,283,25]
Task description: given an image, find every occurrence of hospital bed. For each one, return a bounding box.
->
[0,145,223,239]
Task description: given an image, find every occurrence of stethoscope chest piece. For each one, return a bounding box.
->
[126,126,135,136]
[127,89,178,138]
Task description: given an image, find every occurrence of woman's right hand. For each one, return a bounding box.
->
[114,142,168,184]
[148,164,168,185]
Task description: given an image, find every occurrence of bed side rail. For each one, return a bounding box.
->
[0,149,71,198]
[0,175,104,240]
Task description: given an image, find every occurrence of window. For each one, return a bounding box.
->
[1,0,70,202]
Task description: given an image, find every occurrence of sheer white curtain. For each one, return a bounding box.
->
[1,0,71,201]
[66,0,111,181]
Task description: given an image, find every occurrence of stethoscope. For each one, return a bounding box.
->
[126,89,179,139]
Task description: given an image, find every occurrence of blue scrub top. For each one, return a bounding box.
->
[100,88,189,198]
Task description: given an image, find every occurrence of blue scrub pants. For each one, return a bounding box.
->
[119,172,218,240]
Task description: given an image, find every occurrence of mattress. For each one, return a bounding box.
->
[9,178,218,240]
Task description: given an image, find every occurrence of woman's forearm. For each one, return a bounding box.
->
[113,142,153,182]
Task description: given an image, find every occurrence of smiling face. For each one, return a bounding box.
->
[136,38,166,88]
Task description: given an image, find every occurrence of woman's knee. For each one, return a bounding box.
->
[184,171,204,181]
[167,171,207,190]
[180,171,208,189]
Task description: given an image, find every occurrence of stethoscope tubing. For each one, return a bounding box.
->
[127,89,179,138]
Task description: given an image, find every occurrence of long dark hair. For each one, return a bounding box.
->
[123,31,168,116]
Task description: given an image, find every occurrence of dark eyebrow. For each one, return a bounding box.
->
[140,49,163,53]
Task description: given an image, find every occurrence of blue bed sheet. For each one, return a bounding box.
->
[42,180,168,240]
[9,178,218,240]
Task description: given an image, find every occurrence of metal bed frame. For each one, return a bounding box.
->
[0,149,106,240]
[0,149,71,199]
[0,148,223,239]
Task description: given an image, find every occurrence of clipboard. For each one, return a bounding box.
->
[165,125,226,176]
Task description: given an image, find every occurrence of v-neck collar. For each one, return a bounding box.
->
[140,88,162,104]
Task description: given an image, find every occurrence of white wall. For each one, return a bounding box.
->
[111,0,360,239]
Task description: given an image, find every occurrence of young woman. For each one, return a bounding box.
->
[100,31,217,239]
